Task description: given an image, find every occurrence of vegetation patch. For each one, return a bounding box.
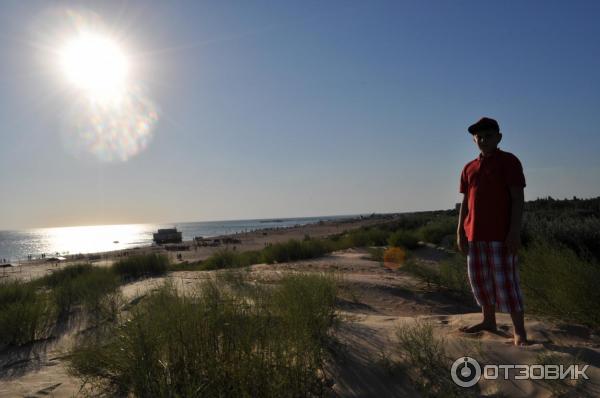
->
[535,351,589,397]
[37,264,120,319]
[1,254,167,347]
[395,321,475,397]
[262,239,331,264]
[520,241,600,328]
[417,216,457,246]
[68,273,339,397]
[335,227,389,248]
[0,280,54,346]
[112,253,169,280]
[388,229,420,249]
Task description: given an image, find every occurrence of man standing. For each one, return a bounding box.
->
[457,117,528,346]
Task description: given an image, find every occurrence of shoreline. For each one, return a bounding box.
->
[2,213,399,282]
[0,214,387,266]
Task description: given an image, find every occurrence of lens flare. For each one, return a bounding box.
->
[38,9,162,162]
[62,86,159,162]
[383,247,406,270]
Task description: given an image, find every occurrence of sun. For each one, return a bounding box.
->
[60,32,129,102]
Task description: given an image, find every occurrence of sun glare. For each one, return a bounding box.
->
[43,9,159,162]
[60,32,129,102]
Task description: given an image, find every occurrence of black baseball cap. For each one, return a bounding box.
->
[468,117,500,134]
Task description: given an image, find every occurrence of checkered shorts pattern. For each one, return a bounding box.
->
[467,241,524,313]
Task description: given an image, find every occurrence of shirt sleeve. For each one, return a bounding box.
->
[504,155,526,188]
[459,166,468,193]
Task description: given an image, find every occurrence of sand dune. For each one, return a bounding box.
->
[2,242,599,397]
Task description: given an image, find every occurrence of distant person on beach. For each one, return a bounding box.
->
[456,117,528,346]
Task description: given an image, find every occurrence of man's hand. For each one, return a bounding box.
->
[457,231,468,255]
[505,229,521,255]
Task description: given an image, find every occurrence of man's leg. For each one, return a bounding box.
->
[510,311,527,345]
[461,304,497,333]
[491,242,528,345]
[461,242,498,333]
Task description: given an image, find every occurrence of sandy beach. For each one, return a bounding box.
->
[1,219,600,397]
[1,215,393,283]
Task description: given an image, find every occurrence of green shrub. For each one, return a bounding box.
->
[337,227,390,248]
[520,240,600,327]
[68,273,338,397]
[199,238,333,270]
[388,230,420,249]
[395,321,474,397]
[402,255,471,302]
[535,351,586,396]
[36,263,92,288]
[38,265,120,317]
[402,260,441,287]
[0,280,55,346]
[272,273,338,344]
[112,254,169,280]
[522,213,600,261]
[438,254,471,300]
[261,239,331,264]
[418,216,457,244]
[385,212,444,231]
[201,249,262,270]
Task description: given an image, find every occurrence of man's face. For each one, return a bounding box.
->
[473,129,502,154]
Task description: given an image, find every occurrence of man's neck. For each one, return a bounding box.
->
[480,148,499,158]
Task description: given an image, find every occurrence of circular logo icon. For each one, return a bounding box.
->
[451,356,481,387]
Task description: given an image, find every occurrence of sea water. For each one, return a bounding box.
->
[0,215,353,262]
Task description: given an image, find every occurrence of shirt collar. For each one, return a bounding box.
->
[478,148,501,161]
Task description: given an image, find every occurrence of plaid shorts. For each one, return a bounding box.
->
[467,241,524,313]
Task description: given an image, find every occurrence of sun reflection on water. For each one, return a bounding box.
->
[34,224,152,256]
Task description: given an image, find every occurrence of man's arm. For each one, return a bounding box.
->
[506,186,524,254]
[456,193,468,254]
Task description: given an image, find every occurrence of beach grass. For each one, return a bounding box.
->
[535,350,588,396]
[1,255,167,346]
[37,264,121,320]
[417,216,457,245]
[200,249,262,270]
[520,240,600,328]
[68,272,339,397]
[401,254,472,303]
[402,260,442,287]
[189,218,452,273]
[400,238,600,328]
[261,238,332,264]
[395,321,475,398]
[336,226,389,248]
[112,253,169,280]
[187,239,333,271]
[0,280,54,346]
[388,229,420,249]
[437,254,472,300]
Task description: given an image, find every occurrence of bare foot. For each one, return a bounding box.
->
[513,333,528,346]
[459,322,497,334]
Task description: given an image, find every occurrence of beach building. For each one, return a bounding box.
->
[153,228,183,244]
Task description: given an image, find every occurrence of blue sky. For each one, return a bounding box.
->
[0,1,599,229]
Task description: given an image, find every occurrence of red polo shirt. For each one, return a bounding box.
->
[460,148,525,241]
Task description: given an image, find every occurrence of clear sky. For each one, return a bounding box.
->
[1,1,599,230]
